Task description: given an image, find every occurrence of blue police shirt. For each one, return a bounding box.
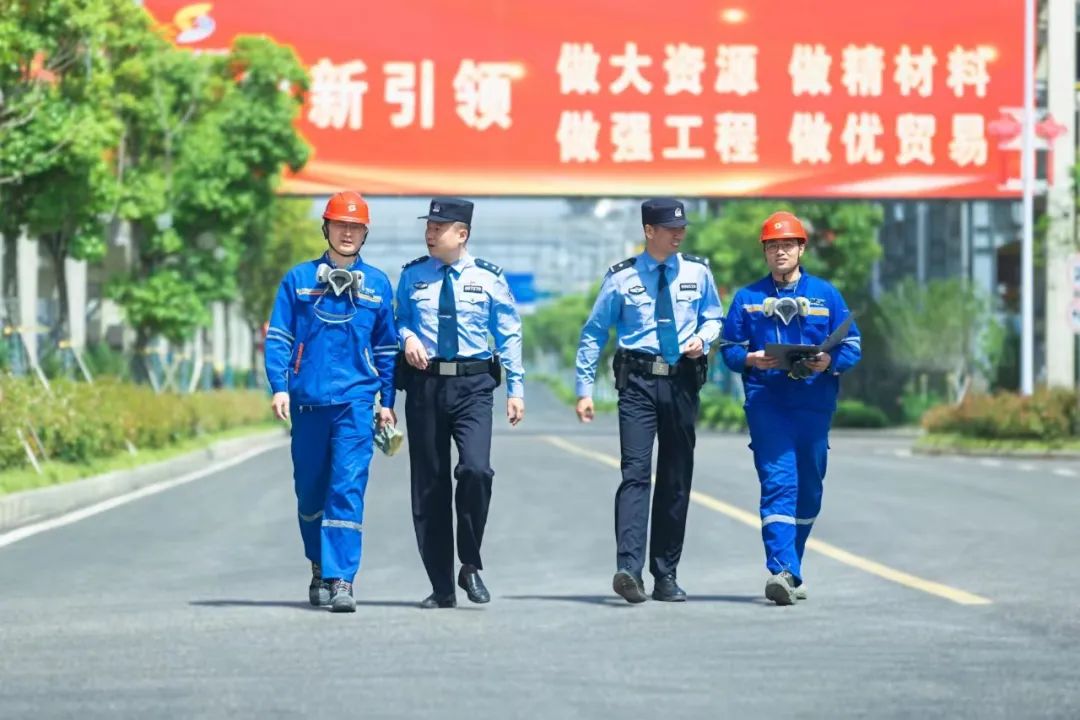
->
[395,252,525,398]
[719,271,861,412]
[575,251,724,398]
[265,253,398,408]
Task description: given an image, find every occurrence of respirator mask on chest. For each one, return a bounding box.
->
[762,296,810,326]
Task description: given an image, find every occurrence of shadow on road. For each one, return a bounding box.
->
[190,599,321,611]
[190,598,485,610]
[504,594,763,606]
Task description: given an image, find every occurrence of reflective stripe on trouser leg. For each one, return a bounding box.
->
[292,405,332,565]
[794,408,830,565]
[746,403,801,580]
[320,401,375,581]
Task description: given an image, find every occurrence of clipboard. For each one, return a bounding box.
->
[763,314,855,371]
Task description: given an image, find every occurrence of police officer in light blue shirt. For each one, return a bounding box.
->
[395,197,525,609]
[575,198,723,604]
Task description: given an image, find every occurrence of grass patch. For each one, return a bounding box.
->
[0,421,281,495]
[915,432,1080,455]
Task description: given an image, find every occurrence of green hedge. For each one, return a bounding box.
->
[698,388,747,431]
[922,389,1079,441]
[833,399,891,428]
[698,392,891,431]
[0,377,271,471]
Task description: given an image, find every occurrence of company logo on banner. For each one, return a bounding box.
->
[144,0,1024,198]
[171,3,216,44]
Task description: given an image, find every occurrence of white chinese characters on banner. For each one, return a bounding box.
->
[947,46,992,98]
[841,44,884,97]
[308,59,369,130]
[610,42,653,95]
[789,112,832,164]
[841,112,884,164]
[556,111,601,162]
[714,45,759,96]
[663,43,705,95]
[662,115,706,159]
[714,113,758,163]
[896,114,936,165]
[556,43,601,95]
[949,114,988,166]
[789,44,832,96]
[611,112,653,162]
[384,61,435,129]
[454,60,522,130]
[894,45,936,97]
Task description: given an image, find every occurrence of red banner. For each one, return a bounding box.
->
[145,1,1028,198]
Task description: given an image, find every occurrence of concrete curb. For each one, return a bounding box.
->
[912,444,1080,460]
[0,428,290,533]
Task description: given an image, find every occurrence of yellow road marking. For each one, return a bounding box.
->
[542,435,992,606]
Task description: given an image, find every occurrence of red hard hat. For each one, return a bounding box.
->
[760,211,807,243]
[323,191,371,224]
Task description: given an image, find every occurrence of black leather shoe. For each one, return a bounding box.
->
[419,592,457,609]
[652,573,687,602]
[458,566,491,604]
[612,569,648,604]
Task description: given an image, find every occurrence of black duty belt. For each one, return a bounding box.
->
[420,358,491,377]
[618,350,684,377]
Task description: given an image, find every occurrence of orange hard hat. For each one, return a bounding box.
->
[760,211,807,243]
[322,191,370,224]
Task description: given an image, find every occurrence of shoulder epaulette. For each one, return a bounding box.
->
[682,253,709,266]
[607,257,637,274]
[475,258,503,275]
[401,256,427,270]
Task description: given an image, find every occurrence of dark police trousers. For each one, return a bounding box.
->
[616,364,700,579]
[405,370,496,596]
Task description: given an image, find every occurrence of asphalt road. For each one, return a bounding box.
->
[1,387,1078,719]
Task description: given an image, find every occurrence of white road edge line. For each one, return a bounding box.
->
[0,439,289,550]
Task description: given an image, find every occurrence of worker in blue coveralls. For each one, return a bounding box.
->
[719,211,862,606]
[264,190,399,614]
[395,197,525,609]
[575,198,724,604]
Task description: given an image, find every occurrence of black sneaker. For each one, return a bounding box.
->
[328,579,356,613]
[765,571,797,606]
[309,562,330,607]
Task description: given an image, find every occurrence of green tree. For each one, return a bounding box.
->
[107,31,309,363]
[522,287,602,370]
[874,278,1004,403]
[236,197,323,368]
[0,0,134,337]
[684,200,883,309]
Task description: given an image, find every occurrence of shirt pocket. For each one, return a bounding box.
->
[674,290,701,326]
[409,288,438,324]
[459,293,489,321]
[623,293,655,327]
[802,313,832,345]
[351,294,380,330]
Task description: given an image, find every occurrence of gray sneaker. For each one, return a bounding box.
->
[309,562,330,607]
[329,579,356,613]
[794,583,808,601]
[765,571,798,606]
